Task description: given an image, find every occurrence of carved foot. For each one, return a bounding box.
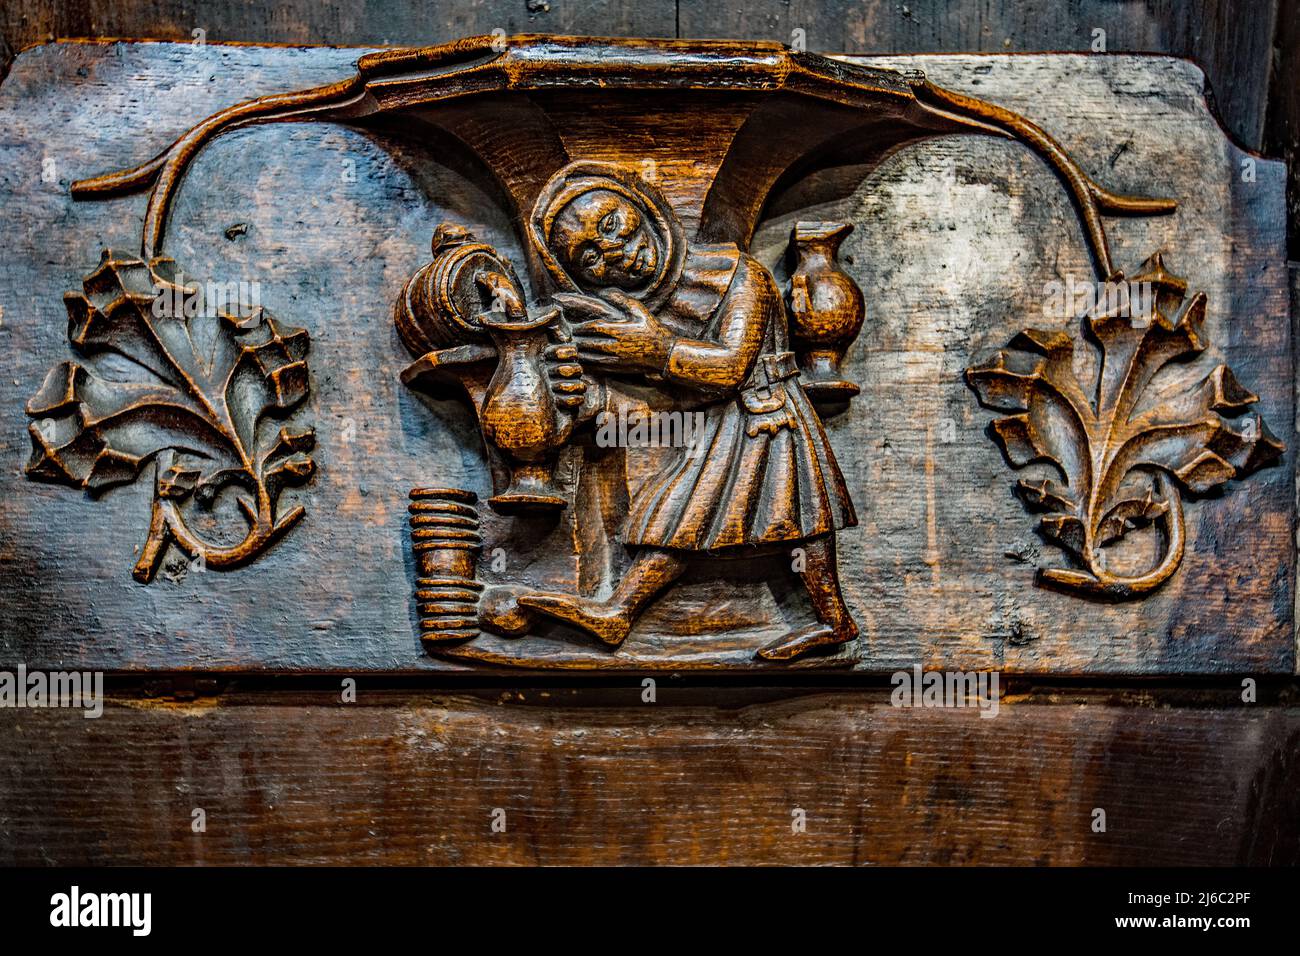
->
[478,586,535,637]
[516,592,632,647]
[756,622,857,661]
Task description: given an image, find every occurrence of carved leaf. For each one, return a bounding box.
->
[966,253,1282,596]
[1095,490,1168,547]
[25,250,315,581]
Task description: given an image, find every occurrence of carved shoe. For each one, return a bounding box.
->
[756,622,857,661]
[516,592,633,647]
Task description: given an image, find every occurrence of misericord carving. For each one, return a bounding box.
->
[54,36,1218,660]
[398,164,864,661]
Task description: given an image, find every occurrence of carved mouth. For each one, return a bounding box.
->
[628,242,652,276]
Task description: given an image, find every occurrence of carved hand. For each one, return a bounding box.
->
[558,290,674,373]
[545,341,586,410]
[476,270,527,318]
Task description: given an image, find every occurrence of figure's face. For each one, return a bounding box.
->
[551,189,660,291]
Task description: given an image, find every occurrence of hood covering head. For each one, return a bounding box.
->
[529,161,686,312]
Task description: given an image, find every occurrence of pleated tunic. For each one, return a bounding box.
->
[623,243,857,551]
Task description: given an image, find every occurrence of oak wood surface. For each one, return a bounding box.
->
[0,41,1290,675]
[0,8,1295,869]
[2,688,1295,865]
[1266,0,1300,255]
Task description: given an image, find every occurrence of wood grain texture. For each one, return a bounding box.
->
[1265,0,1300,256]
[678,0,1282,150]
[0,0,679,58]
[1,689,1296,865]
[0,0,1282,152]
[0,42,1290,674]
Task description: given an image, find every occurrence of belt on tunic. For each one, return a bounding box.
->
[757,351,800,386]
[741,351,801,413]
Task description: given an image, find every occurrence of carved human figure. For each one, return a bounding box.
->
[518,162,859,660]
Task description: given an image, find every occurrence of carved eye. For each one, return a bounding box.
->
[581,248,600,268]
[600,213,617,235]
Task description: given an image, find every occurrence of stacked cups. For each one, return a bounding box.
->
[408,488,482,645]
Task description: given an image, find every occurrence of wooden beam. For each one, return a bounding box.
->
[2,689,1296,864]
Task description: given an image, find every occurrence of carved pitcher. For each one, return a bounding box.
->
[478,306,572,513]
[786,221,865,410]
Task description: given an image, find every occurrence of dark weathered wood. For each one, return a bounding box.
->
[0,0,678,60]
[0,0,1282,154]
[678,0,1283,151]
[1,689,1295,865]
[1265,0,1300,255]
[0,41,1290,675]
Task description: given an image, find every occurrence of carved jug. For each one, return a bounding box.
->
[786,221,865,407]
[478,306,571,513]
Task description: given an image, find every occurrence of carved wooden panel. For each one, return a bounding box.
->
[0,39,1291,675]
